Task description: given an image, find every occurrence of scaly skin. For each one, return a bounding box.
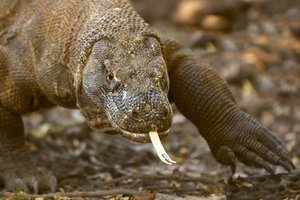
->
[163,38,295,174]
[0,0,295,193]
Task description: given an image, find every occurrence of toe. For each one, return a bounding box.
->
[234,146,274,174]
[245,138,293,172]
[215,146,237,174]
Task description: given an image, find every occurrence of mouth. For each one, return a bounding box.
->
[118,128,170,143]
[103,112,175,164]
[116,125,175,164]
[105,111,170,143]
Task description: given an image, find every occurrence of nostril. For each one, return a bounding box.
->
[163,107,170,118]
[131,108,140,119]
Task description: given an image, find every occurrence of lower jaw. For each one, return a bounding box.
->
[92,127,170,143]
[90,121,170,142]
[120,129,170,143]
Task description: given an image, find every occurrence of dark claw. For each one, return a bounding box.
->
[279,160,293,172]
[32,178,39,194]
[50,176,57,193]
[15,178,29,193]
[230,163,236,175]
[261,162,274,175]
[288,159,296,170]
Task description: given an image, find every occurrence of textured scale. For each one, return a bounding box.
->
[0,0,295,193]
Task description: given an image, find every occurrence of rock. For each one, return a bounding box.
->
[172,0,251,32]
[291,25,300,39]
[131,0,179,22]
[201,15,230,32]
[187,31,221,49]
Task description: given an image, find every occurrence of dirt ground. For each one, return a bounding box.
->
[2,0,300,199]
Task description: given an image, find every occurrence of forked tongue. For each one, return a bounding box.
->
[149,131,176,165]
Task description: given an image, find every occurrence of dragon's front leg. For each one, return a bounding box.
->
[163,37,295,174]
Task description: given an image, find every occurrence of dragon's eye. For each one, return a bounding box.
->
[107,72,114,81]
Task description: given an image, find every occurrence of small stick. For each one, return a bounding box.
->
[0,189,149,199]
[103,174,215,185]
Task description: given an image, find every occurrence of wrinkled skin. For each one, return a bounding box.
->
[0,0,295,193]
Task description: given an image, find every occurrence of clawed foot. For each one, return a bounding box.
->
[212,114,295,174]
[1,162,57,194]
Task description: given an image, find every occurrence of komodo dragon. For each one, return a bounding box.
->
[0,0,295,193]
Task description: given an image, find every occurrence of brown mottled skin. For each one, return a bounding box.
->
[0,0,295,193]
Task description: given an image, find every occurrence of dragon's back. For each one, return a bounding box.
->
[0,0,143,109]
[0,0,21,32]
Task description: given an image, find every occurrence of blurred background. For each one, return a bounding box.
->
[21,0,300,199]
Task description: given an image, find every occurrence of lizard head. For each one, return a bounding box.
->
[81,35,173,143]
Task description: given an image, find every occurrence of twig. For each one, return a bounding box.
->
[0,188,150,199]
[103,174,215,185]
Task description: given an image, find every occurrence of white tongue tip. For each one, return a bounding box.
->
[149,131,176,165]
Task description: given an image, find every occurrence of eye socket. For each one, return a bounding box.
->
[106,71,123,93]
[107,72,114,81]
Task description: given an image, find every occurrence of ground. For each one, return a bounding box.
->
[1,0,300,199]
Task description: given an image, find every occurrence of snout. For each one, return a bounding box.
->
[125,97,172,133]
[106,90,173,140]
